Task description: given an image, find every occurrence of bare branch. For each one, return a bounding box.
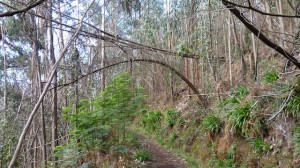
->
[268,89,294,122]
[224,0,300,18]
[0,0,47,17]
[50,58,207,107]
[221,0,300,69]
[8,1,95,167]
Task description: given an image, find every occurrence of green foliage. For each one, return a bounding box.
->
[231,85,249,98]
[285,94,300,118]
[295,77,300,93]
[227,143,237,160]
[141,111,163,133]
[165,109,179,128]
[6,18,23,38]
[178,117,185,126]
[0,120,18,167]
[100,72,146,125]
[124,132,140,148]
[0,143,12,167]
[263,71,279,83]
[54,72,145,166]
[219,85,249,110]
[52,142,82,167]
[168,132,177,143]
[133,150,151,162]
[176,44,193,57]
[293,126,300,155]
[249,138,270,155]
[217,159,236,168]
[226,102,252,137]
[111,145,130,153]
[208,153,236,168]
[202,114,222,133]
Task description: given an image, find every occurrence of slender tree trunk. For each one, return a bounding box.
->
[3,44,7,117]
[250,10,258,80]
[100,0,106,91]
[277,0,286,47]
[228,11,233,86]
[58,0,67,107]
[265,0,273,41]
[34,39,47,167]
[48,0,58,166]
[208,0,216,81]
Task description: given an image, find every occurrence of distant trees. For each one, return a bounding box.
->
[0,0,300,167]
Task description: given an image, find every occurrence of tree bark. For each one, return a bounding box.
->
[100,0,106,91]
[250,9,258,80]
[48,0,58,166]
[228,11,233,86]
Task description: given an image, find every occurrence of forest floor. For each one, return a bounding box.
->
[136,134,188,168]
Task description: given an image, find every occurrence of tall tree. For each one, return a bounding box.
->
[47,0,58,166]
[100,0,106,91]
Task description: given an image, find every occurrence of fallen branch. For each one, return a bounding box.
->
[267,89,294,122]
[8,1,95,167]
[221,0,300,69]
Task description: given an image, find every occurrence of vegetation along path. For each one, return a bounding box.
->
[137,134,187,168]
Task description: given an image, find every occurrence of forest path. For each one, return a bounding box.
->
[136,134,187,168]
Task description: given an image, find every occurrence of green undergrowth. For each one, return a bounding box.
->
[135,108,202,167]
[135,84,299,167]
[51,72,147,167]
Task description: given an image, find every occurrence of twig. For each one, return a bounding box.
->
[267,89,294,122]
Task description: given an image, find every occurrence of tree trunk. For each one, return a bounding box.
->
[277,0,286,47]
[228,11,233,86]
[58,0,67,107]
[250,10,258,80]
[48,0,58,166]
[100,0,106,91]
[3,42,7,117]
[265,0,273,41]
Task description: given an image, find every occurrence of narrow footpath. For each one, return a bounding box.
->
[137,134,187,168]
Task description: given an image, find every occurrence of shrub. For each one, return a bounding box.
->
[124,132,140,147]
[168,132,177,143]
[293,126,300,155]
[263,70,279,83]
[219,85,249,110]
[133,150,151,162]
[285,94,300,118]
[226,102,257,137]
[178,117,185,126]
[202,114,222,133]
[142,111,163,133]
[165,109,179,128]
[249,138,270,155]
[227,103,251,136]
[231,85,249,98]
[55,72,146,166]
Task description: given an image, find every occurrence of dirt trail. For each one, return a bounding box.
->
[137,134,187,168]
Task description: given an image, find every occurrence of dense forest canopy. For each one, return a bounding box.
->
[1,0,300,167]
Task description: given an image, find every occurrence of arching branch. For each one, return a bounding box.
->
[53,59,207,107]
